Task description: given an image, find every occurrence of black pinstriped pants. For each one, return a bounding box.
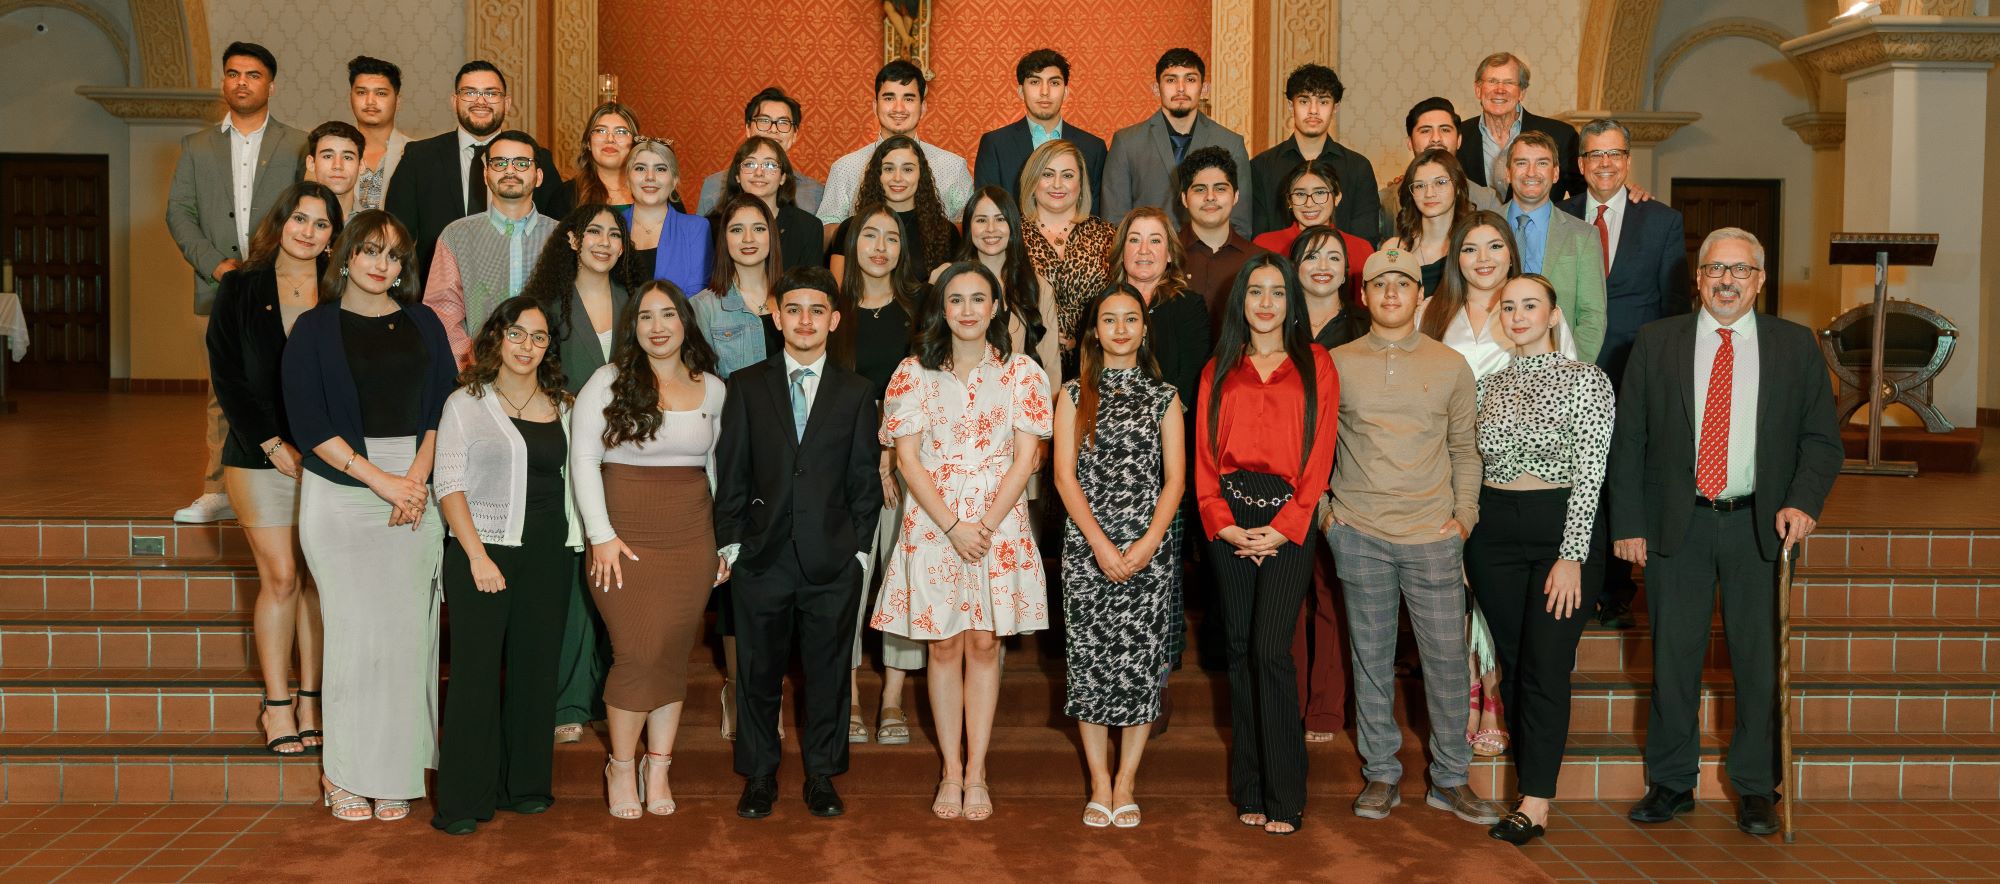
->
[1210,471,1316,821]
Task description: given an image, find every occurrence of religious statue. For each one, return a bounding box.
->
[883,0,934,79]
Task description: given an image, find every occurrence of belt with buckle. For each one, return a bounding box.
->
[1695,495,1750,512]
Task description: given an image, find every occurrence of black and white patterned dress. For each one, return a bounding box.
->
[1061,368,1182,726]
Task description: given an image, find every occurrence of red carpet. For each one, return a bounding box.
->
[240,794,1552,883]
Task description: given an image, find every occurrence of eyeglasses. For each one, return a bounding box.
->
[1409,177,1454,194]
[503,326,551,348]
[590,125,634,140]
[1699,262,1761,279]
[1582,149,1630,162]
[750,115,796,134]
[486,156,534,172]
[738,160,782,173]
[1288,188,1334,206]
[1479,77,1519,90]
[456,88,505,103]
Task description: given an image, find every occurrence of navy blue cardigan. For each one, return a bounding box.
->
[281,300,457,487]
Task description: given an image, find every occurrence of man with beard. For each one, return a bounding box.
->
[304,121,366,218]
[1248,64,1379,241]
[348,56,411,213]
[165,40,306,524]
[386,60,570,280]
[1504,130,1606,362]
[1103,48,1252,236]
[421,130,560,366]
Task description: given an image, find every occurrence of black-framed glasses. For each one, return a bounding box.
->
[503,326,551,348]
[1699,262,1760,279]
[456,88,505,102]
[1582,149,1631,162]
[750,115,795,134]
[486,156,535,172]
[1288,188,1334,206]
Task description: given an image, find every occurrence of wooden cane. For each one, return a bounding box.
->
[1778,542,1796,843]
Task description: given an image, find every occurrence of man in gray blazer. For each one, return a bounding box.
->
[1101,48,1252,236]
[165,41,305,523]
[1502,130,1606,362]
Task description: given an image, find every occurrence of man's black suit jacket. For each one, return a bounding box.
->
[383,131,574,285]
[1455,108,1584,204]
[972,118,1108,210]
[1558,193,1690,389]
[713,354,884,583]
[1608,312,1843,561]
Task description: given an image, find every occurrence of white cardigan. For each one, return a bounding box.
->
[433,385,584,549]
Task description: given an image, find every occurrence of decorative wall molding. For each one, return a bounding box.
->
[466,0,539,139]
[129,0,200,87]
[1784,15,2000,78]
[0,0,132,82]
[549,0,596,165]
[1782,111,1847,150]
[1209,0,1254,141]
[1264,0,1337,147]
[1559,109,1701,146]
[1575,0,1662,111]
[1653,17,1819,112]
[76,86,220,123]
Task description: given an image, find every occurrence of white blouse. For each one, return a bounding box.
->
[433,386,583,549]
[1443,304,1579,381]
[568,362,727,545]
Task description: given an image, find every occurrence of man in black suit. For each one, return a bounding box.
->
[1249,63,1380,241]
[1560,118,1691,628]
[383,60,570,281]
[1611,228,1842,837]
[714,267,884,819]
[1455,52,1583,204]
[972,48,1107,207]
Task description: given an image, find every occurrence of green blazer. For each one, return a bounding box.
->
[1537,207,1610,362]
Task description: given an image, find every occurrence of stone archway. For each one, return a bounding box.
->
[1575,0,1663,112]
[1651,17,1822,112]
[0,0,132,81]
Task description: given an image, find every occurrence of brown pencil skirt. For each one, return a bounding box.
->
[595,464,716,712]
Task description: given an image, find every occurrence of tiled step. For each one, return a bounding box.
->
[0,612,253,670]
[1800,529,2000,571]
[0,560,260,615]
[0,519,249,561]
[1790,570,2000,619]
[1574,616,2000,674]
[1569,670,2000,736]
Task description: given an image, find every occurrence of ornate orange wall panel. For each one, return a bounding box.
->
[601,0,1209,199]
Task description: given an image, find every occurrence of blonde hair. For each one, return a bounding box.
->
[628,137,678,177]
[1017,139,1093,225]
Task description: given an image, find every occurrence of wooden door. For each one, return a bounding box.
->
[1669,178,1783,315]
[0,154,111,391]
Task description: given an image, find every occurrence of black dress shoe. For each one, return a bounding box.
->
[737,775,777,819]
[804,775,845,817]
[1737,794,1780,836]
[1627,785,1695,823]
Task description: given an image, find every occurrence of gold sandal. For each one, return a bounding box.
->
[849,705,869,744]
[932,779,963,820]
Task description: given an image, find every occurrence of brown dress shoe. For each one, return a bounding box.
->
[1427,784,1505,825]
[1352,780,1401,819]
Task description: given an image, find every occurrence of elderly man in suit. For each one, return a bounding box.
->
[384,60,570,281]
[1456,52,1582,204]
[1560,118,1691,628]
[1504,130,1607,362]
[1613,227,1842,837]
[1249,63,1380,242]
[973,48,1107,208]
[166,41,305,524]
[1102,48,1252,236]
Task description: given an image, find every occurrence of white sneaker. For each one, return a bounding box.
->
[173,492,235,524]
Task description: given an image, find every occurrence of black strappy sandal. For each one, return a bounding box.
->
[260,696,305,755]
[295,689,324,754]
[1264,814,1303,836]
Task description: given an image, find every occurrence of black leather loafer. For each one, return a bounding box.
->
[737,775,777,819]
[1628,785,1695,823]
[1488,811,1546,845]
[1737,794,1780,836]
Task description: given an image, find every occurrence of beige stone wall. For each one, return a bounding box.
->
[202,0,465,138]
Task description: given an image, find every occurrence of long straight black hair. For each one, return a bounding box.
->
[1205,253,1319,470]
[953,185,1045,362]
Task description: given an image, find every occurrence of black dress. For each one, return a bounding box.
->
[1421,256,1445,296]
[1061,369,1181,726]
[853,299,913,402]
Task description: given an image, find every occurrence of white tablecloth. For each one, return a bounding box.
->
[0,292,24,362]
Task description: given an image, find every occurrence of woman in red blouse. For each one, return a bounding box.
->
[1195,253,1340,835]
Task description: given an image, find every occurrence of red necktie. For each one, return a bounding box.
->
[1696,328,1735,498]
[1593,204,1610,275]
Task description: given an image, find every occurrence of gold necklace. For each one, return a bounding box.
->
[496,384,537,417]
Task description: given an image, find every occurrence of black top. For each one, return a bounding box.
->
[1146,288,1212,412]
[283,301,457,487]
[828,209,959,277]
[206,266,295,470]
[1421,257,1446,296]
[340,309,427,437]
[1248,135,1384,243]
[776,202,825,272]
[1312,309,1368,351]
[629,246,658,282]
[852,299,912,402]
[512,416,569,513]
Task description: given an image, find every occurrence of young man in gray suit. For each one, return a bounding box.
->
[165,41,305,523]
[1101,48,1252,236]
[1503,130,1606,363]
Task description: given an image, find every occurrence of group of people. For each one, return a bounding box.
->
[171,39,1844,842]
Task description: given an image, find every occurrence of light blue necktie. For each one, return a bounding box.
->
[789,367,813,442]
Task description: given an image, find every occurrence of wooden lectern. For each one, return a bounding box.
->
[1826,233,1939,477]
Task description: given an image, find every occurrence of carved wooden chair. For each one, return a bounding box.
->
[1819,299,1958,432]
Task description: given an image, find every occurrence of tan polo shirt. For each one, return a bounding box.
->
[1327,329,1482,543]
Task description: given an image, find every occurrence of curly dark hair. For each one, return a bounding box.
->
[600,280,718,449]
[518,202,635,347]
[914,261,1012,371]
[458,295,572,408]
[854,135,954,274]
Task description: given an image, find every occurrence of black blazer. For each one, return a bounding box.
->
[1558,194,1691,390]
[206,266,294,469]
[384,131,574,283]
[713,353,884,583]
[973,118,1108,210]
[1149,288,1213,411]
[1608,312,1843,560]
[1455,108,1585,204]
[281,300,459,487]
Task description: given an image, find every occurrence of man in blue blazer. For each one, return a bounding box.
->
[973,49,1107,208]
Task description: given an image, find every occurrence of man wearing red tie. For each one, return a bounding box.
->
[1609,227,1841,836]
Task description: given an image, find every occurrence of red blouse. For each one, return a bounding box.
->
[1194,345,1340,544]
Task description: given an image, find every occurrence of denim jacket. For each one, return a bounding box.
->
[690,285,772,378]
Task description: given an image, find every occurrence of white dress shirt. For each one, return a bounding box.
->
[1442,304,1578,381]
[1584,187,1628,273]
[817,136,974,225]
[223,115,269,255]
[456,128,490,214]
[1693,307,1760,498]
